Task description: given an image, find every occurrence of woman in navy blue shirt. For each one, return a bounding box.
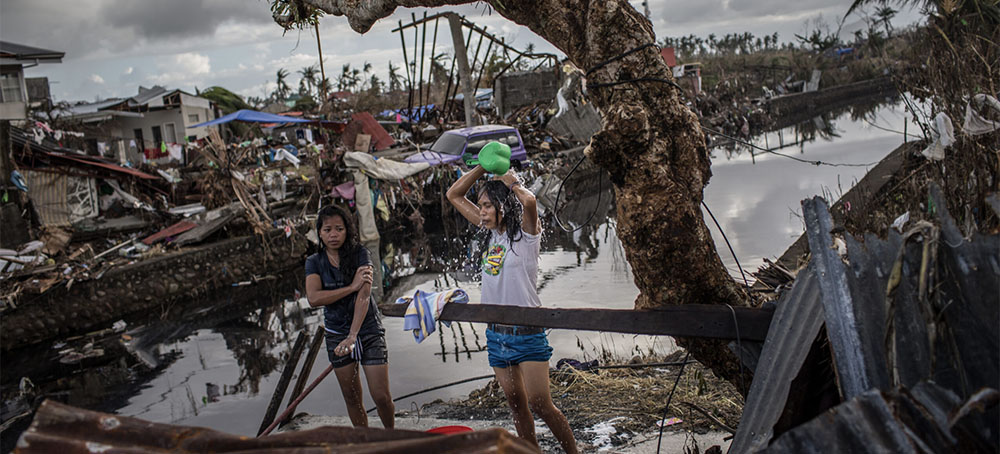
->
[305,205,393,428]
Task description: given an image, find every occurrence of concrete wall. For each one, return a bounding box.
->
[495,70,559,118]
[1,229,308,351]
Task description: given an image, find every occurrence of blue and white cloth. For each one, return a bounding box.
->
[396,289,469,343]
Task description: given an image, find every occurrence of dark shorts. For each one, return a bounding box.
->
[325,329,388,368]
[486,327,553,368]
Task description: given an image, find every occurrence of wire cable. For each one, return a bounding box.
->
[656,349,692,454]
[703,126,880,167]
[702,200,750,291]
[552,152,603,232]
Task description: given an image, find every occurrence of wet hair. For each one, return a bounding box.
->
[480,180,523,253]
[316,205,361,277]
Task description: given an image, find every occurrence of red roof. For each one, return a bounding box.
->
[47,152,160,180]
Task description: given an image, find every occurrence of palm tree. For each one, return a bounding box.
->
[337,64,352,91]
[387,61,402,92]
[875,6,897,37]
[274,68,291,100]
[298,65,318,97]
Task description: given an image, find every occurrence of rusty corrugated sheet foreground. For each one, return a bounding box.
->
[15,400,539,454]
[762,381,998,453]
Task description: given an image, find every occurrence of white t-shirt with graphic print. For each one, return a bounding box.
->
[480,228,542,308]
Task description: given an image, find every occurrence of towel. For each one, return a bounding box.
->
[397,289,469,343]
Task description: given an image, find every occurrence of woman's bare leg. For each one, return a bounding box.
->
[333,363,367,427]
[493,365,537,446]
[362,364,394,429]
[521,361,578,454]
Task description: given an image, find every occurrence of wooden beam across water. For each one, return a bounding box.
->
[378,303,773,341]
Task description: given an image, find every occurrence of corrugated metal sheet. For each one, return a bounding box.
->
[16,400,539,453]
[739,185,998,452]
[23,171,97,226]
[729,265,823,453]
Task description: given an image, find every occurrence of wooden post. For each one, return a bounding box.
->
[418,11,427,112]
[315,21,328,104]
[256,331,308,436]
[398,20,413,113]
[447,13,475,127]
[427,17,439,109]
[281,326,326,425]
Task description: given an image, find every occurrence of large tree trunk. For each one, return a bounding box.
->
[298,0,748,383]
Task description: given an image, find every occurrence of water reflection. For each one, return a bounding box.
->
[711,95,901,160]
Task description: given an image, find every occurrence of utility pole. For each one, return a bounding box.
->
[446,13,475,127]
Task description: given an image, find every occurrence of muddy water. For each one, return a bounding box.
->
[13,100,918,439]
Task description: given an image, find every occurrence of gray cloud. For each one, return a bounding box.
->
[100,0,272,40]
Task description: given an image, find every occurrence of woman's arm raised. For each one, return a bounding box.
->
[446,165,486,226]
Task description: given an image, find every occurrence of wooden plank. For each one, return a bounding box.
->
[378,303,773,341]
[257,331,308,436]
[282,326,326,425]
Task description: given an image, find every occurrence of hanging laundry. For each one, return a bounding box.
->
[167,143,184,162]
[375,192,390,222]
[331,181,355,200]
[97,142,107,155]
[397,289,469,343]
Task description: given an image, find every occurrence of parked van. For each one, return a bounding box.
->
[404,124,527,167]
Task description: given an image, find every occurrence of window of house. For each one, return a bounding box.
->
[134,128,145,148]
[188,113,199,123]
[164,123,177,143]
[151,125,163,145]
[0,71,24,103]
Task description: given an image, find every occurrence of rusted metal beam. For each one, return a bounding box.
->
[379,303,773,341]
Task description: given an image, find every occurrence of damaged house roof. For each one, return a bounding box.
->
[0,41,64,64]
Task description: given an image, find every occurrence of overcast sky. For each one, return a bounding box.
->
[0,0,924,104]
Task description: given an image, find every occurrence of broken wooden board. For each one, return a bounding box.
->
[379,303,773,341]
[173,212,237,247]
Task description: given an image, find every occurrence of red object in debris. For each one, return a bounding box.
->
[426,425,474,435]
[661,47,676,67]
[142,221,198,245]
[342,112,394,151]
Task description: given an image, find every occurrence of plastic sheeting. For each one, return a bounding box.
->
[920,112,955,161]
[343,152,430,180]
[963,94,1000,136]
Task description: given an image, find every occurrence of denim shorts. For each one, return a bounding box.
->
[486,328,553,368]
[325,330,388,368]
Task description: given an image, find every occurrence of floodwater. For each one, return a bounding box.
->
[4,98,919,440]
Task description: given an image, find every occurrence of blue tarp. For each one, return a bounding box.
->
[378,104,437,123]
[187,109,311,128]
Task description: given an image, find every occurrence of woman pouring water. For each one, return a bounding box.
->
[446,142,578,453]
